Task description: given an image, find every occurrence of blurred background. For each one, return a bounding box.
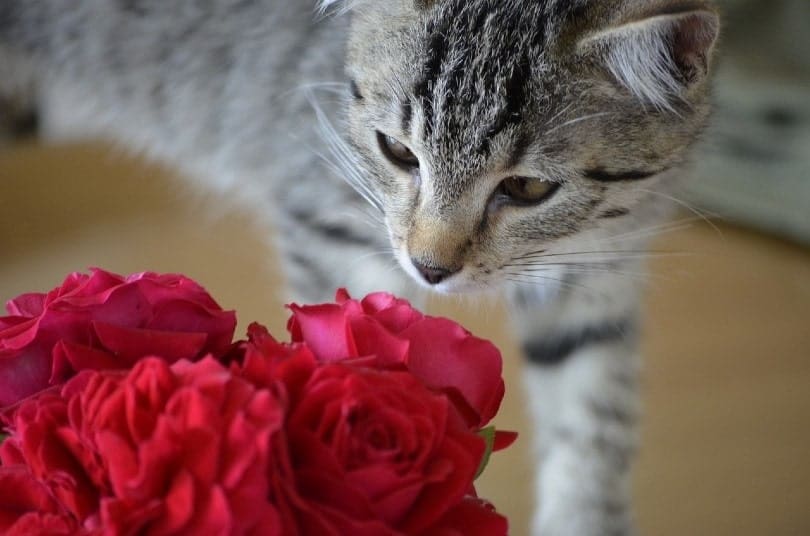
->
[1,1,808,534]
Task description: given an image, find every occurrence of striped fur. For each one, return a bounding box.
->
[1,1,719,534]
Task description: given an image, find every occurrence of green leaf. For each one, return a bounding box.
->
[475,426,496,480]
[0,433,7,444]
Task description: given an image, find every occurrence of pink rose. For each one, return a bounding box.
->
[0,268,236,407]
[287,290,505,428]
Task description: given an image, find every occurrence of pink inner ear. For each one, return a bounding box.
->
[671,12,719,85]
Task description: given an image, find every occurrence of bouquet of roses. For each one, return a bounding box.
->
[0,268,516,535]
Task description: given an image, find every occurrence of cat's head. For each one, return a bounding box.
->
[335,0,719,292]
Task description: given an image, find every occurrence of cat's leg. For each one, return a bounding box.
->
[0,94,37,147]
[0,52,38,149]
[507,269,644,536]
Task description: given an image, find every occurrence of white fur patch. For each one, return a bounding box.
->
[580,12,718,112]
[316,0,367,15]
[603,19,684,112]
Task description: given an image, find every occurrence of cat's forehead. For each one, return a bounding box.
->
[405,0,562,186]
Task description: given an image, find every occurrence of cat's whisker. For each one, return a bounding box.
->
[296,124,379,209]
[504,257,663,278]
[283,81,348,99]
[300,140,384,214]
[503,261,613,269]
[314,0,363,19]
[503,269,590,289]
[514,249,688,263]
[543,102,575,127]
[544,111,615,135]
[303,89,385,212]
[518,255,690,270]
[511,264,661,283]
[502,272,606,299]
[633,187,725,239]
[317,127,381,209]
[331,208,385,229]
[346,249,397,272]
[600,217,700,243]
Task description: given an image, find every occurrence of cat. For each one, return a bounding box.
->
[0,1,719,533]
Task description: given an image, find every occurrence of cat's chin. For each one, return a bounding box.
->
[420,277,486,295]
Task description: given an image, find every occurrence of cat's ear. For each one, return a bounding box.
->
[577,4,720,111]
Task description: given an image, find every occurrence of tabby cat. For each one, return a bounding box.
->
[0,1,719,533]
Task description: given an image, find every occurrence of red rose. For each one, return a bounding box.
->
[0,281,513,536]
[236,325,507,536]
[0,465,78,535]
[424,496,509,536]
[0,390,100,521]
[287,290,505,429]
[0,268,237,407]
[1,357,284,534]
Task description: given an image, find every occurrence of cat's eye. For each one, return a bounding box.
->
[377,132,420,171]
[496,176,559,206]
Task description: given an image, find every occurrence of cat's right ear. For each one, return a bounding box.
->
[576,3,720,111]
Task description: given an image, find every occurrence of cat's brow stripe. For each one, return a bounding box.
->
[522,318,635,366]
[414,11,457,138]
[584,169,662,182]
[401,99,413,134]
[505,131,532,169]
[415,2,542,148]
[479,63,531,157]
[599,208,630,219]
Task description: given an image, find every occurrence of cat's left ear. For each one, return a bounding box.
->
[577,4,720,111]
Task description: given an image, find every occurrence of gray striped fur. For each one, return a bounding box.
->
[1,1,719,534]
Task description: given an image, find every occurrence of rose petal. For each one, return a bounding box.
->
[50,340,119,384]
[148,299,236,356]
[399,431,485,533]
[402,319,504,427]
[5,293,46,317]
[424,496,508,536]
[0,339,53,407]
[347,316,410,366]
[493,430,518,452]
[93,322,208,364]
[0,466,61,531]
[288,304,359,362]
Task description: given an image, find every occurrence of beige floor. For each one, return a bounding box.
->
[1,143,809,535]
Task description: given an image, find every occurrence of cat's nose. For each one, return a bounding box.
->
[411,259,459,285]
